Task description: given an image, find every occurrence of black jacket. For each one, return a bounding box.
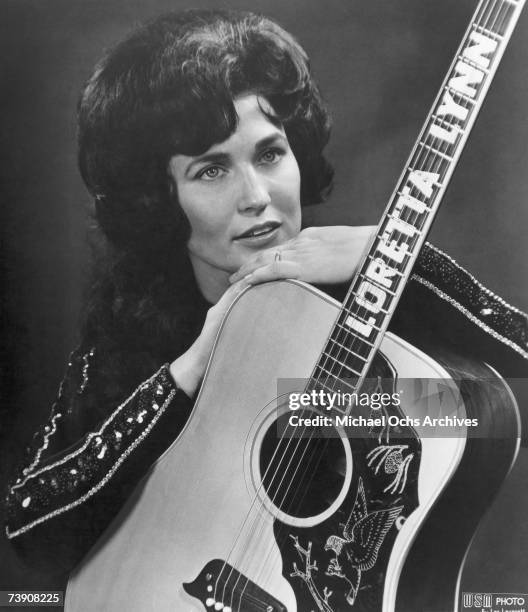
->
[5,243,528,574]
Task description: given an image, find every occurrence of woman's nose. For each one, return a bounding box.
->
[237,167,271,214]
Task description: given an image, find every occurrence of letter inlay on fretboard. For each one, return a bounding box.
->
[306,0,525,408]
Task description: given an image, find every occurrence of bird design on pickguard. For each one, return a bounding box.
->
[366,444,414,494]
[324,478,402,606]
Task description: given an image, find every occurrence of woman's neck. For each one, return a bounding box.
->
[189,252,231,304]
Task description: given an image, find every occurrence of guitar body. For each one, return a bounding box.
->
[65,281,519,612]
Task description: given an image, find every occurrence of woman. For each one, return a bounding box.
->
[5,8,527,582]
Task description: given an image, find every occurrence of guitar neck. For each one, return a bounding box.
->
[310,0,525,408]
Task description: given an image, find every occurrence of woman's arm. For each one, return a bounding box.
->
[229,225,528,415]
[5,349,194,574]
[5,276,253,572]
[229,226,528,376]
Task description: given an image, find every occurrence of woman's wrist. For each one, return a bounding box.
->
[169,342,206,398]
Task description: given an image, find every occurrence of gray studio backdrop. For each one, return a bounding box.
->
[2,0,527,603]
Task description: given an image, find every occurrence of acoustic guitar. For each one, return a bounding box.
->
[65,1,524,610]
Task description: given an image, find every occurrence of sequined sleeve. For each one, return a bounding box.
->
[4,350,193,573]
[322,241,527,374]
[411,243,528,360]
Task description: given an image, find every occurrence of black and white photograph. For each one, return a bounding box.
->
[1,1,527,610]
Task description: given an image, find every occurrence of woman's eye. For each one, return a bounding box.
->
[259,148,283,164]
[196,166,224,180]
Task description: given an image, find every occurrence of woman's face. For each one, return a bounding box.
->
[168,94,302,292]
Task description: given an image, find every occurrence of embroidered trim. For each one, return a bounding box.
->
[9,365,169,492]
[16,412,64,485]
[6,388,176,539]
[78,348,95,394]
[412,274,528,360]
[425,242,526,316]
[14,348,84,479]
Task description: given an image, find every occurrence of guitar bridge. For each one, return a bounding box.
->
[183,559,287,611]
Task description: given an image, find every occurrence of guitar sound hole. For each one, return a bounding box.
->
[259,412,346,518]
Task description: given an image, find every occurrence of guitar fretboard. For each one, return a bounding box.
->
[308,0,525,413]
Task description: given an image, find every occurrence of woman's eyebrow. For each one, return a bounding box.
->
[256,133,287,150]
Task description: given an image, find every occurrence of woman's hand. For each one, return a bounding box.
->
[169,276,252,397]
[229,225,376,286]
[171,226,376,397]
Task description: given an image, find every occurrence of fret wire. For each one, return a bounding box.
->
[394,190,433,208]
[341,276,403,312]
[430,114,470,130]
[336,320,382,336]
[327,336,374,361]
[374,226,423,252]
[405,169,443,190]
[473,24,503,40]
[348,272,399,299]
[446,86,477,105]
[457,54,491,74]
[373,233,416,257]
[373,235,414,264]
[410,159,448,185]
[418,142,454,162]
[378,203,430,239]
[361,255,407,281]
[308,380,334,394]
[347,267,402,295]
[339,304,394,332]
[312,367,360,391]
[318,360,363,379]
[306,380,328,397]
[411,154,449,185]
[386,212,423,234]
[320,351,364,374]
[413,145,452,168]
[341,302,393,321]
[338,306,390,333]
[311,0,524,394]
[326,337,370,361]
[335,330,375,348]
[365,253,408,276]
[308,378,358,399]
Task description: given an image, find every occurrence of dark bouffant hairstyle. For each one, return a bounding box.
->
[78,9,333,251]
[77,10,334,395]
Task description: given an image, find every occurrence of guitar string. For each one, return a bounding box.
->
[234,1,510,606]
[243,0,512,603]
[212,1,510,608]
[225,3,491,605]
[220,1,505,606]
[331,0,499,382]
[196,0,512,608]
[303,0,502,425]
[236,1,512,607]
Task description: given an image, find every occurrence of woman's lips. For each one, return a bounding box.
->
[233,222,281,247]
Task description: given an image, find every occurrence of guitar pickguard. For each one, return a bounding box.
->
[276,353,421,612]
